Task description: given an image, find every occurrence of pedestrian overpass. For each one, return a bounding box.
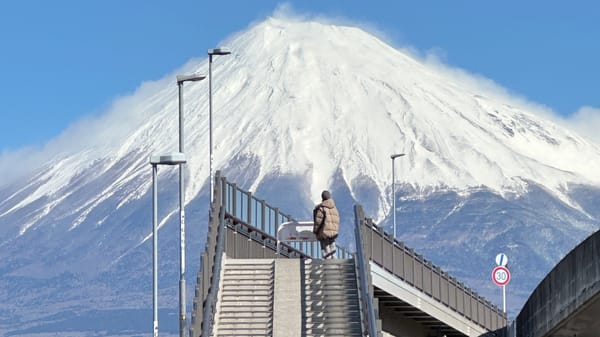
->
[189,173,507,336]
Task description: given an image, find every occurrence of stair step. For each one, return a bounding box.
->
[304,320,362,326]
[216,322,272,328]
[305,296,359,300]
[219,303,273,308]
[221,290,272,295]
[305,287,359,292]
[222,273,273,278]
[220,292,273,297]
[217,308,273,314]
[305,317,362,323]
[305,329,363,334]
[224,267,273,270]
[214,328,272,334]
[217,311,273,317]
[222,278,273,282]
[305,300,360,306]
[305,307,361,313]
[304,294,359,298]
[305,274,356,278]
[305,299,360,304]
[304,310,361,317]
[305,276,356,280]
[221,285,273,289]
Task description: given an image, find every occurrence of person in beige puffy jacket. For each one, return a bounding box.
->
[313,190,340,259]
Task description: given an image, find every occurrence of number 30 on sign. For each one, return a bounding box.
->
[492,266,511,286]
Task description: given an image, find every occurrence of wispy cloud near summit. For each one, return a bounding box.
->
[563,106,600,143]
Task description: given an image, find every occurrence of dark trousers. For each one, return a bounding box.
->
[319,236,337,259]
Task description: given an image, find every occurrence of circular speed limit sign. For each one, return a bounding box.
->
[492,266,511,286]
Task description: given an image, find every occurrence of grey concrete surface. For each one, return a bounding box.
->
[515,229,600,337]
[273,259,302,337]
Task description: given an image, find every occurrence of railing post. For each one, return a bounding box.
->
[231,183,237,219]
[391,236,395,275]
[273,207,279,237]
[260,199,266,233]
[213,170,221,209]
[247,191,252,226]
[380,225,385,267]
[220,177,227,213]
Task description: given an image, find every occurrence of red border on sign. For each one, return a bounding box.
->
[492,265,511,286]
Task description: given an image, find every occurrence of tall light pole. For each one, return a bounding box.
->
[208,47,231,203]
[391,153,405,239]
[175,73,205,337]
[150,153,187,337]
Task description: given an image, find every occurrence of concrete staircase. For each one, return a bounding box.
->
[209,258,365,337]
[303,259,364,337]
[211,259,275,337]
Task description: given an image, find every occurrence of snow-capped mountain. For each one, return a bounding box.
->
[1,16,600,335]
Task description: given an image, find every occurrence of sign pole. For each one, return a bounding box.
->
[492,255,510,315]
[502,285,506,313]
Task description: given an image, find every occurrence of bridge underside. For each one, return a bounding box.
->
[375,287,465,337]
[370,263,488,337]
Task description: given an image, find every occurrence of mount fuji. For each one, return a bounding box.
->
[1,16,600,335]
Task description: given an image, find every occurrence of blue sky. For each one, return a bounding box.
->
[1,0,598,153]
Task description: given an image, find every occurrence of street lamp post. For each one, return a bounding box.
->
[208,47,231,203]
[176,73,205,337]
[150,153,187,337]
[391,153,405,239]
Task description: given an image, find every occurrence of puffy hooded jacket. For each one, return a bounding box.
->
[313,198,340,239]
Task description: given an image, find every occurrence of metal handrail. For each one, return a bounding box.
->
[354,204,379,337]
[200,205,226,337]
[220,178,355,259]
[224,211,353,259]
[359,215,507,330]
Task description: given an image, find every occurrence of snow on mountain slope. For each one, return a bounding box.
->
[1,16,600,333]
[204,18,600,211]
[3,17,600,234]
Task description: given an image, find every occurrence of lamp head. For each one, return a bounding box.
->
[150,152,187,165]
[177,73,206,84]
[391,153,406,160]
[208,47,231,56]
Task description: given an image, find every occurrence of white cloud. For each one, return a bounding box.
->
[418,49,557,114]
[0,146,43,187]
[0,58,202,187]
[561,106,600,143]
[270,2,403,48]
[387,32,600,148]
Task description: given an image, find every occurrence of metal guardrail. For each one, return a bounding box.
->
[354,205,381,337]
[199,206,225,337]
[189,174,225,337]
[219,176,351,259]
[357,207,507,332]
